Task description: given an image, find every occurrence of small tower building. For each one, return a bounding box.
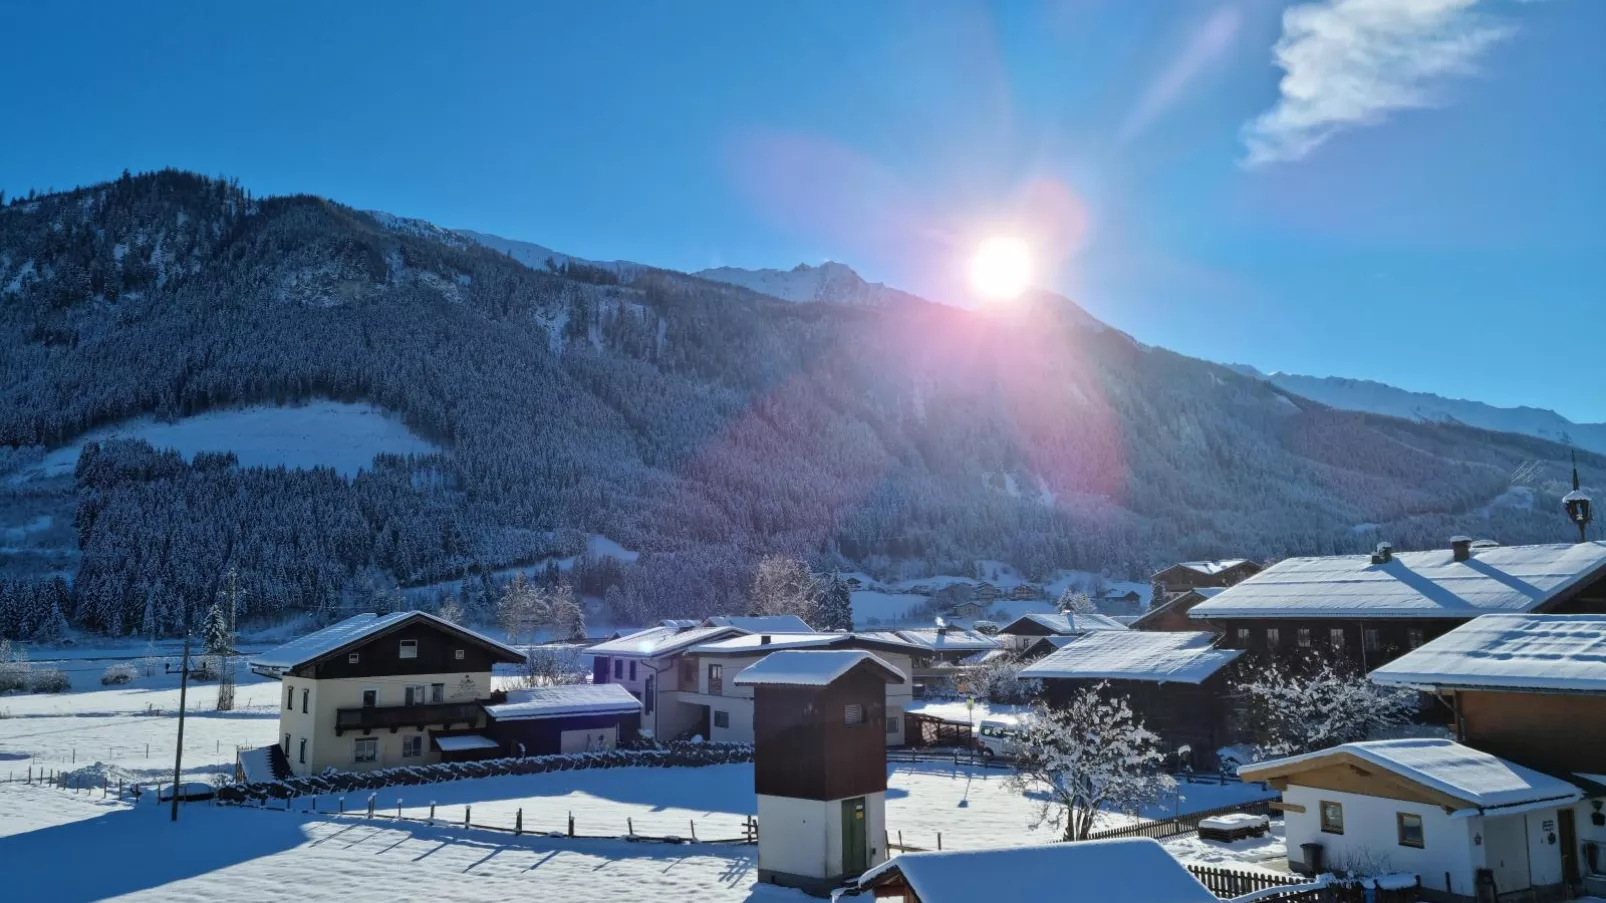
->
[734,649,906,896]
[1566,453,1594,544]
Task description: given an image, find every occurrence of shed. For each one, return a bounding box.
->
[483,683,643,756]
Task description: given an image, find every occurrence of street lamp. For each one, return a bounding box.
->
[1565,453,1594,544]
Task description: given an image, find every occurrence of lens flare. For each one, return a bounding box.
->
[969,236,1033,301]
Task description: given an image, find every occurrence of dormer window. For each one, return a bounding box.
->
[348,653,359,664]
[399,640,418,659]
[454,649,464,661]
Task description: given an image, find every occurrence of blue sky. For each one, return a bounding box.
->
[2,0,1602,420]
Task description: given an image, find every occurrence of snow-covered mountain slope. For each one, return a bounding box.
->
[694,261,924,307]
[454,228,645,279]
[1229,366,1606,455]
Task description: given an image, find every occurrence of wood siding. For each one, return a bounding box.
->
[1211,617,1465,671]
[1152,562,1261,598]
[485,712,642,757]
[753,665,889,802]
[1457,690,1606,776]
[1040,673,1236,770]
[298,619,515,680]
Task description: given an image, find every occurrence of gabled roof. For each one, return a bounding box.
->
[687,631,922,656]
[250,611,524,673]
[1158,559,1253,578]
[1128,587,1222,630]
[1191,541,1606,621]
[889,627,1002,652]
[586,624,741,659]
[856,838,1217,903]
[733,649,906,687]
[1019,630,1242,685]
[701,615,814,633]
[485,682,642,721]
[1371,614,1606,693]
[1238,739,1583,814]
[998,612,1129,636]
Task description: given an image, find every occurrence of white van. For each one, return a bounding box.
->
[974,719,1020,759]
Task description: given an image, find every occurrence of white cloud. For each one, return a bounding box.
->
[1241,0,1514,167]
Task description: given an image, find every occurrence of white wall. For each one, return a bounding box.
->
[758,791,886,881]
[1523,808,1567,888]
[1282,785,1478,896]
[278,670,492,776]
[1578,797,1606,877]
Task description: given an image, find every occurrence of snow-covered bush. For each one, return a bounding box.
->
[515,645,587,688]
[137,655,161,678]
[1232,655,1418,760]
[0,639,28,693]
[27,667,71,693]
[962,657,1040,704]
[101,663,137,685]
[1007,683,1179,841]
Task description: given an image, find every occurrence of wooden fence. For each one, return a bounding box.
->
[1186,866,1420,903]
[1084,797,1277,842]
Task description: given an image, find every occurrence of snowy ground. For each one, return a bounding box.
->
[1162,819,1290,872]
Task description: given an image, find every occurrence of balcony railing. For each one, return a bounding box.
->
[334,701,483,734]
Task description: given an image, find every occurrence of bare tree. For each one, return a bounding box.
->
[749,555,821,626]
[1233,654,1419,760]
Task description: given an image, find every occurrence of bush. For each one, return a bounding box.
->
[28,668,71,693]
[101,664,137,685]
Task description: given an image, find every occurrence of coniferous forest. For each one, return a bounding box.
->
[0,170,1596,639]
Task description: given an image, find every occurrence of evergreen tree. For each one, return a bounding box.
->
[816,570,854,631]
[202,600,230,653]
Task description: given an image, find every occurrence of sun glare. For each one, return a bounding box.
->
[969,236,1033,301]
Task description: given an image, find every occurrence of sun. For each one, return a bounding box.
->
[969,236,1033,301]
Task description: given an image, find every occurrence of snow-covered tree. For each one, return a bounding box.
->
[496,574,541,644]
[202,601,231,654]
[1007,684,1179,841]
[816,570,854,631]
[1232,655,1419,759]
[1056,588,1097,614]
[749,556,820,626]
[961,656,1039,704]
[436,594,464,625]
[549,583,587,641]
[516,645,588,688]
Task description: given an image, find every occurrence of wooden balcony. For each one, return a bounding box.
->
[334,701,482,735]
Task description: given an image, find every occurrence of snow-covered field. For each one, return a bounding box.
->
[12,400,437,482]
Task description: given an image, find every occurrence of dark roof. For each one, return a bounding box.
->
[250,611,525,673]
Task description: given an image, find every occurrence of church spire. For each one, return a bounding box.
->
[1564,450,1593,543]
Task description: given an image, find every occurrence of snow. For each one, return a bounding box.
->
[694,261,914,307]
[1240,739,1583,812]
[1163,819,1289,871]
[433,734,501,752]
[456,228,643,279]
[732,650,904,687]
[13,400,438,482]
[587,624,740,658]
[1020,631,1242,685]
[1174,559,1251,576]
[1370,613,1606,692]
[851,589,931,627]
[1190,541,1606,620]
[250,611,522,674]
[903,699,1029,728]
[700,615,813,633]
[237,745,277,783]
[885,627,1001,653]
[1199,813,1269,831]
[998,612,1128,635]
[486,683,641,721]
[857,837,1218,903]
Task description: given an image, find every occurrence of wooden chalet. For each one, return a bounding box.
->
[1151,559,1261,603]
[1129,587,1225,633]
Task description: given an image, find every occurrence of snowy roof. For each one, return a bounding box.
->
[1190,541,1606,620]
[1239,739,1582,813]
[586,624,739,658]
[1168,559,1252,576]
[1129,587,1224,628]
[857,838,1217,903]
[433,734,501,752]
[999,612,1129,635]
[485,682,643,721]
[236,746,277,784]
[1564,489,1592,504]
[732,650,906,687]
[1019,631,1243,685]
[890,627,1002,652]
[1370,614,1606,693]
[687,632,921,655]
[701,615,814,633]
[250,611,523,672]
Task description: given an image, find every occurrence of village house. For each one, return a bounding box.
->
[878,624,1001,696]
[246,611,526,777]
[1190,540,1606,671]
[995,611,1127,654]
[1018,630,1245,770]
[1371,613,1606,896]
[1239,739,1584,903]
[674,631,921,745]
[1151,559,1262,603]
[1130,586,1226,633]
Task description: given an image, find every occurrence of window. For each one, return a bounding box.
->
[1265,628,1281,648]
[362,689,377,708]
[629,660,637,682]
[708,664,723,695]
[298,738,306,764]
[301,688,309,713]
[887,715,901,736]
[404,684,426,706]
[1397,812,1424,848]
[681,658,696,687]
[713,710,729,729]
[285,685,294,710]
[1329,628,1346,648]
[1407,628,1425,649]
[430,683,445,703]
[644,675,655,715]
[1235,628,1251,646]
[614,659,624,680]
[454,648,464,660]
[348,652,359,664]
[354,738,378,764]
[1320,801,1344,835]
[1364,628,1381,653]
[402,735,423,758]
[399,639,418,659]
[844,703,865,726]
[1297,628,1311,648]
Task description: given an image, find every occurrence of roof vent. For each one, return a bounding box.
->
[1371,542,1394,565]
[1450,536,1473,562]
[760,634,771,646]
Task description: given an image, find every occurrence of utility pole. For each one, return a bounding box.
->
[170,632,192,822]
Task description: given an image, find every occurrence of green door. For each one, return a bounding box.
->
[841,797,868,876]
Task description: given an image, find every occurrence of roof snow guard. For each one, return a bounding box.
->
[856,837,1217,903]
[249,611,524,676]
[1190,541,1606,620]
[733,649,906,687]
[1370,613,1606,693]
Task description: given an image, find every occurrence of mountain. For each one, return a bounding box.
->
[1229,365,1606,456]
[454,228,646,281]
[0,170,1599,641]
[695,261,924,307]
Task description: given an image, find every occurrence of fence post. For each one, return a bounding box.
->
[628,817,634,837]
[429,802,436,825]
[397,799,403,820]
[937,832,942,851]
[464,805,470,828]
[338,797,345,814]
[515,808,522,836]
[568,811,574,838]
[689,819,696,842]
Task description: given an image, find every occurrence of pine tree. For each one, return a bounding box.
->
[202,600,230,654]
[817,570,854,631]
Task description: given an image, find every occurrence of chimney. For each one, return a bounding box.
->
[760,635,771,646]
[1450,536,1473,562]
[1371,542,1394,565]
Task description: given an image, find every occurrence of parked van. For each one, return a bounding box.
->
[974,719,1019,758]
